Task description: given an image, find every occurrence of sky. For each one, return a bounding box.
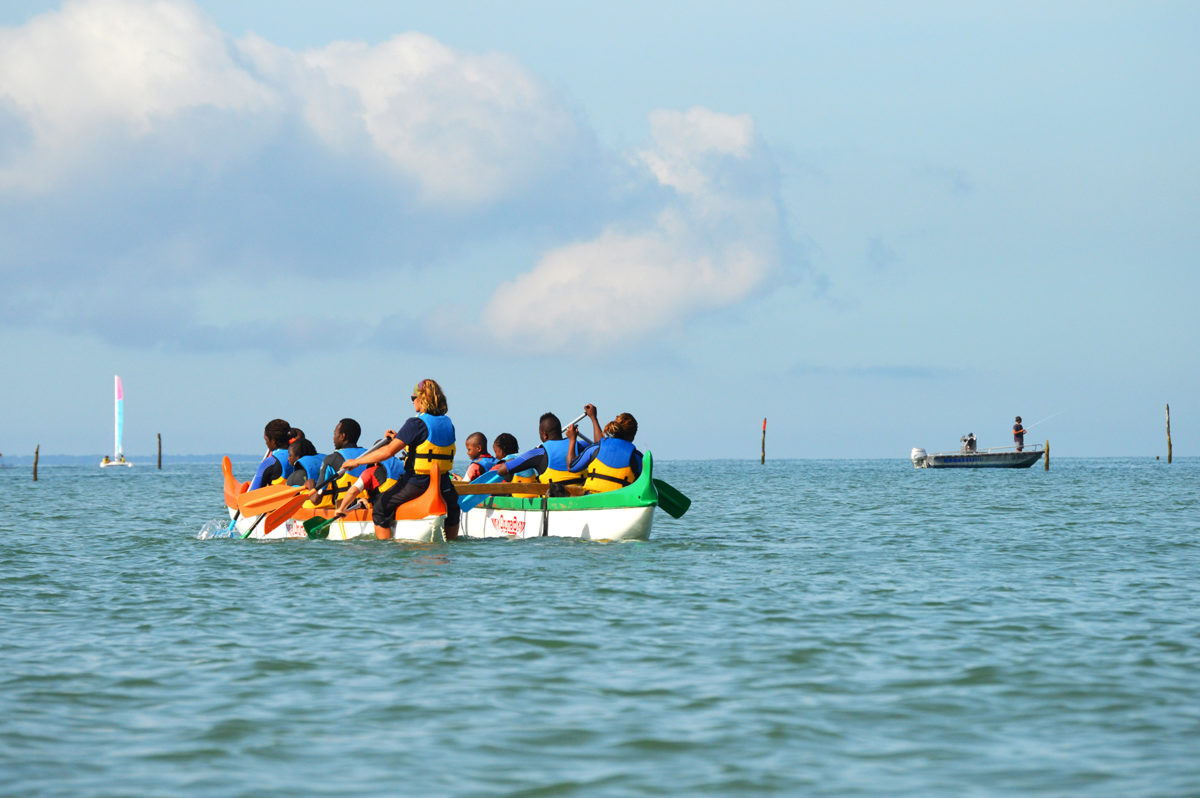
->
[1,0,1197,460]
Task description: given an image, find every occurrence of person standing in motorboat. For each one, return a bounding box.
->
[1013,416,1027,451]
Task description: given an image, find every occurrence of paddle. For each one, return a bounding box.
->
[237,483,303,516]
[652,478,690,519]
[302,501,366,540]
[457,469,504,512]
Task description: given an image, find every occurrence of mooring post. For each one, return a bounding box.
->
[33,444,39,481]
[1044,439,1050,471]
[761,418,766,465]
[1166,404,1172,464]
[157,433,162,470]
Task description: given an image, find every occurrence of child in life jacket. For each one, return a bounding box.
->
[455,432,498,482]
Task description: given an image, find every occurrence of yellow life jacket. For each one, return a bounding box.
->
[582,439,638,493]
[412,413,456,476]
[538,438,584,485]
[303,472,359,509]
[511,471,539,499]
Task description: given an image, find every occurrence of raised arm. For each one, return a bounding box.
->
[584,404,602,442]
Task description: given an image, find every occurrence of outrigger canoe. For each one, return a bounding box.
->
[459,452,662,541]
[221,452,677,543]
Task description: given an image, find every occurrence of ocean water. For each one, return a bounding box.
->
[1,458,1197,797]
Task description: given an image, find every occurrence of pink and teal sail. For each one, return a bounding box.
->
[101,375,132,467]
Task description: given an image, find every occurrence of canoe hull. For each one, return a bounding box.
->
[227,508,445,542]
[460,452,660,541]
[461,504,653,541]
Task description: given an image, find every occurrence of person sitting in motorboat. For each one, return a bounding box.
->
[248,418,293,490]
[488,413,587,487]
[960,433,977,453]
[567,406,643,493]
[337,379,461,540]
[455,432,498,482]
[286,436,325,487]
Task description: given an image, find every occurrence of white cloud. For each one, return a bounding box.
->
[0,0,276,188]
[0,3,789,355]
[482,107,785,350]
[0,0,591,205]
[242,33,589,206]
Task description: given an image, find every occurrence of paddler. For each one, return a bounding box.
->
[567,405,643,493]
[285,437,325,487]
[248,418,293,490]
[488,412,587,486]
[336,379,461,540]
[455,432,498,482]
[303,418,369,497]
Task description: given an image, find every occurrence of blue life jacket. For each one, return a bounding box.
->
[539,438,584,484]
[338,446,368,477]
[295,453,326,482]
[382,456,407,481]
[471,454,499,473]
[317,446,369,485]
[504,453,539,480]
[249,447,293,490]
[581,438,640,493]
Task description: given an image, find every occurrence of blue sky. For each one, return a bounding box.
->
[1,0,1197,460]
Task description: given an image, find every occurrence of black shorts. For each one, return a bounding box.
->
[372,474,461,529]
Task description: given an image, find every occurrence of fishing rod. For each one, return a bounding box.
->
[1022,410,1064,431]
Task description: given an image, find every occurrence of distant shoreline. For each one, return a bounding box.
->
[0,454,1190,466]
[0,454,265,466]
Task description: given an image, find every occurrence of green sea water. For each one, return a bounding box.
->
[1,458,1197,796]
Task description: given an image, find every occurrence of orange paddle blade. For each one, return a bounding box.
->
[395,464,447,520]
[264,491,311,532]
[238,484,301,515]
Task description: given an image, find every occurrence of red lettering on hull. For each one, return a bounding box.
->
[489,516,526,536]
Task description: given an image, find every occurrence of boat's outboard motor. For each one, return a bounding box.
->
[910,448,927,467]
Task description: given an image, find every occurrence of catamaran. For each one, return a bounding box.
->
[100,375,133,468]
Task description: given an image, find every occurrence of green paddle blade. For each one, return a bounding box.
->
[303,516,335,540]
[653,478,691,519]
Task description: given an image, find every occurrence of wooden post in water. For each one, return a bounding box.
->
[1166,404,1172,464]
[33,445,39,481]
[1044,439,1050,471]
[761,418,766,464]
[157,433,162,470]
